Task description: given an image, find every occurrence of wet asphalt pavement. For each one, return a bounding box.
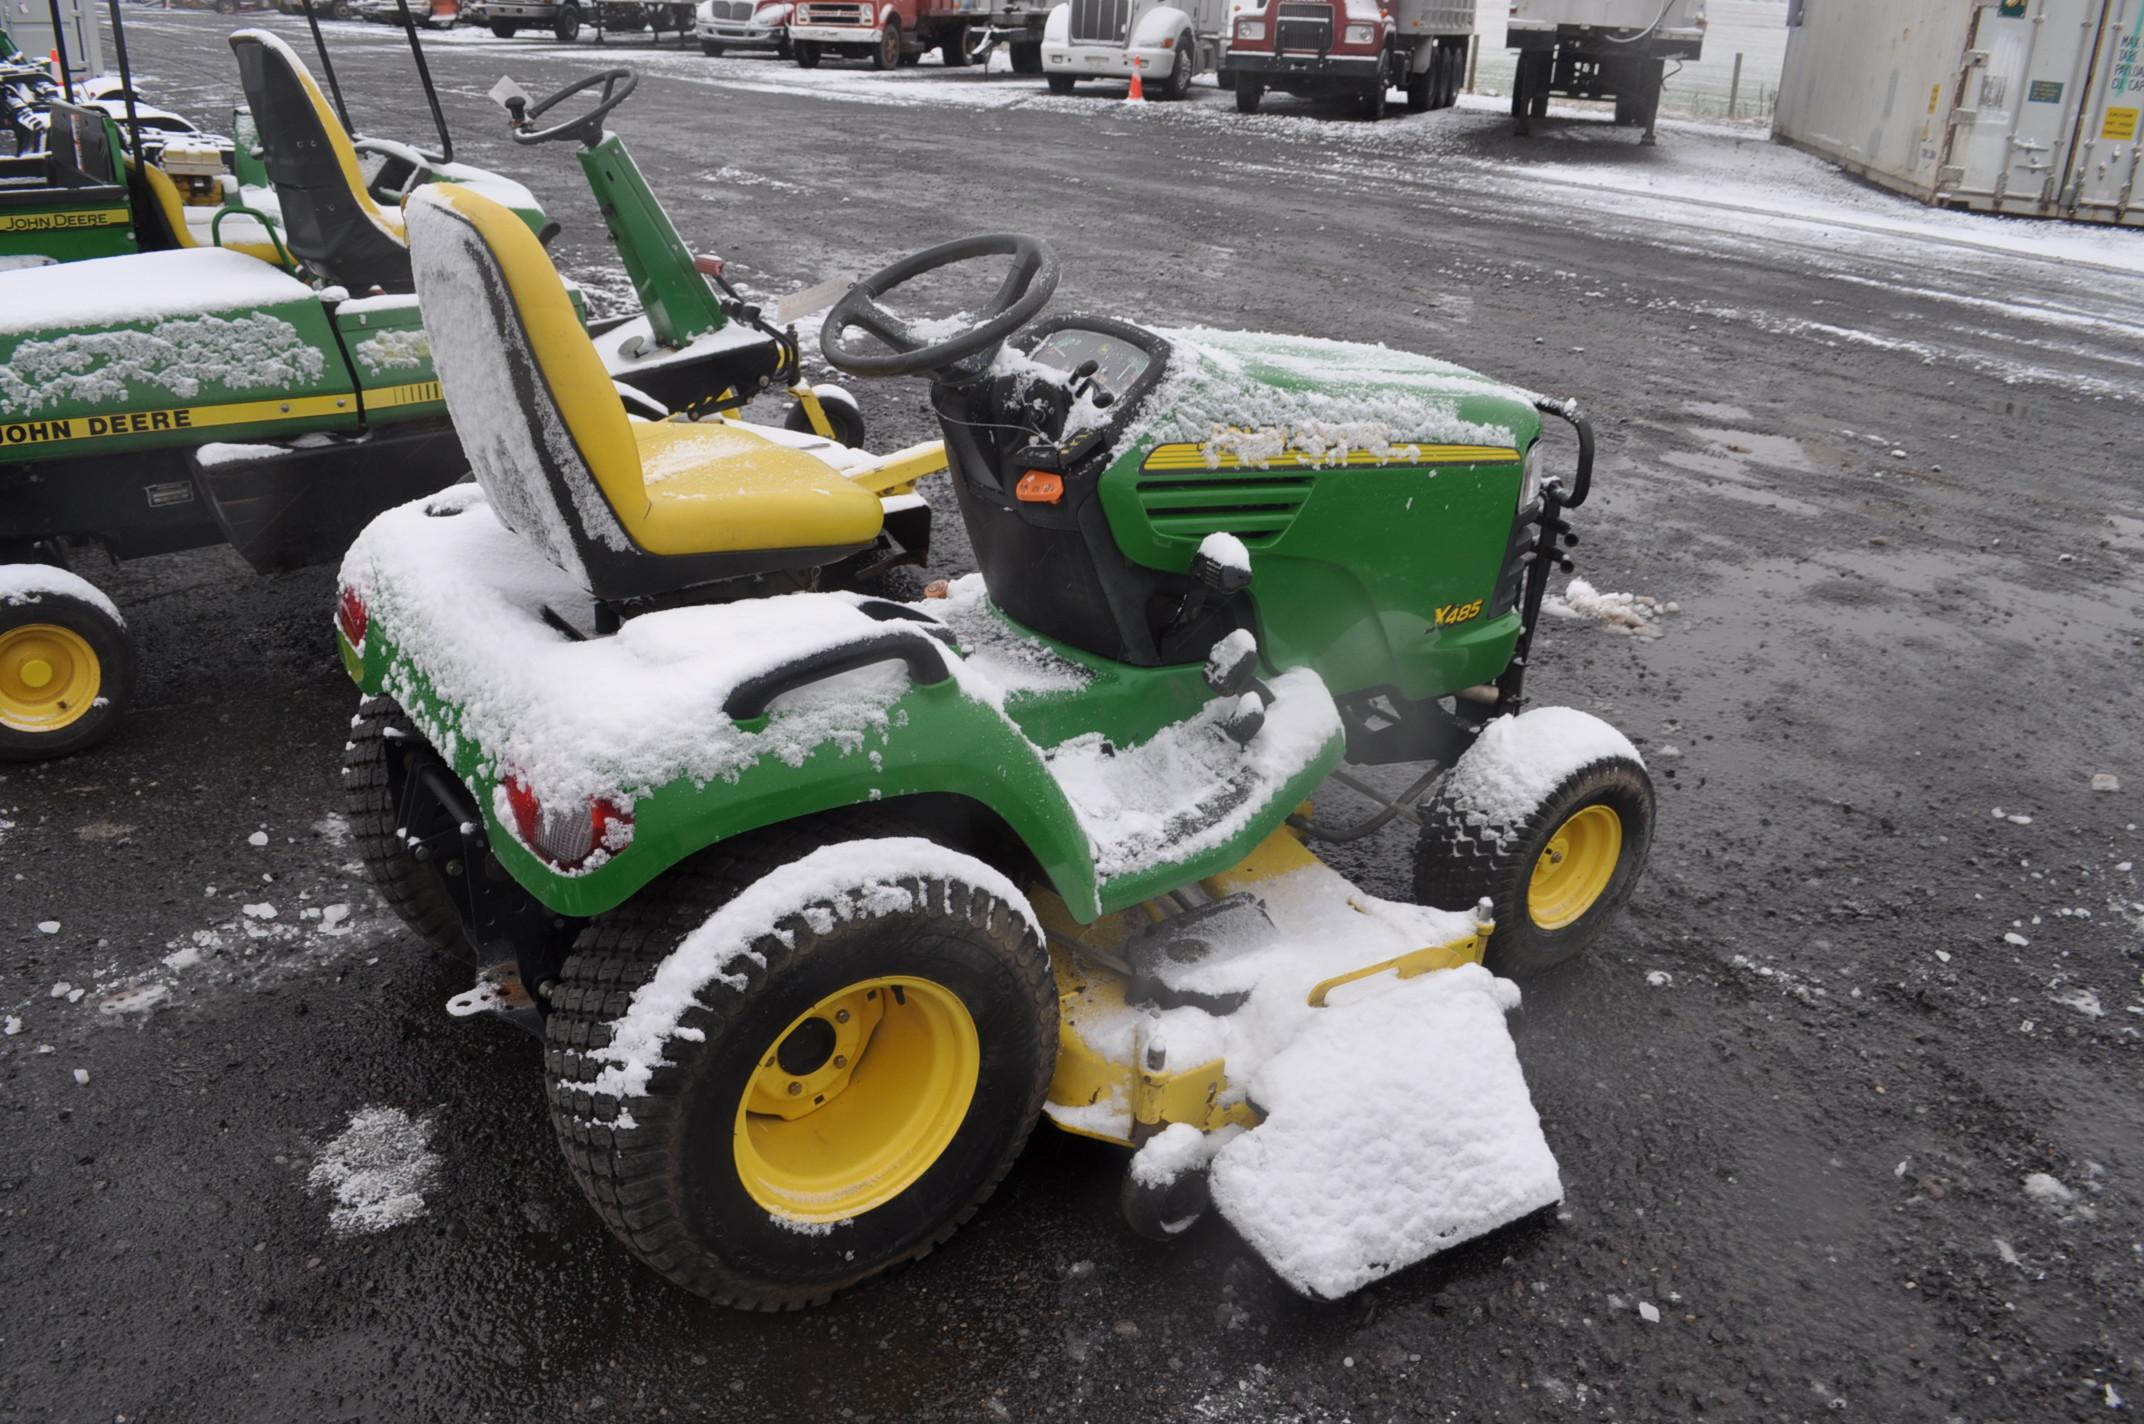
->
[4,12,2143,1422]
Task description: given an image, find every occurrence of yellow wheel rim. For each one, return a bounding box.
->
[1529,803,1624,931]
[0,624,101,734]
[733,976,980,1223]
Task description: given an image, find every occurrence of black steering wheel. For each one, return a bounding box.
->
[821,234,1060,379]
[506,69,638,148]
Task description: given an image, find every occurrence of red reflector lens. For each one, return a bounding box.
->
[336,585,368,648]
[503,776,633,871]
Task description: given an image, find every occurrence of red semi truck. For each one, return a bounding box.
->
[1227,0,1474,119]
[788,0,1052,69]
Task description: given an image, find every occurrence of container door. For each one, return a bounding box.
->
[2061,0,2142,222]
[1968,0,2108,216]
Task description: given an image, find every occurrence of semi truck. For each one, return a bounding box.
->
[788,0,1048,69]
[1505,0,1707,144]
[1228,0,1474,119]
[1038,0,1227,99]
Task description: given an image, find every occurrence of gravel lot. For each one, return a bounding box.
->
[3,13,2141,1422]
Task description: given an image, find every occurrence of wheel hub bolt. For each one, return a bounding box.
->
[833,1055,847,1069]
[835,1009,850,1023]
[787,1081,802,1095]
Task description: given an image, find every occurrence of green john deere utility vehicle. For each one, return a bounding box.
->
[336,186,1657,1306]
[1,37,908,760]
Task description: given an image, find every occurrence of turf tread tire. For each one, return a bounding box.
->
[1413,756,1654,976]
[544,820,1056,1310]
[343,695,472,961]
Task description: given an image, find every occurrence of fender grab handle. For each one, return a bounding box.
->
[723,627,952,722]
[1531,397,1594,509]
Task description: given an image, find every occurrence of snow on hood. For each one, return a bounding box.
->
[1125,326,1543,469]
[0,248,313,339]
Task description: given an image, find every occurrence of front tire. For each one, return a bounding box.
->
[544,834,1057,1309]
[871,17,901,69]
[1010,39,1041,73]
[1234,76,1262,113]
[701,37,724,54]
[490,17,518,34]
[939,21,968,65]
[793,38,819,65]
[0,579,133,762]
[1157,29,1194,100]
[1045,73,1074,96]
[552,1,580,40]
[782,384,866,447]
[1415,744,1655,976]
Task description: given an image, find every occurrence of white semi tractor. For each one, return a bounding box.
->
[1040,0,1229,99]
[1506,0,1707,143]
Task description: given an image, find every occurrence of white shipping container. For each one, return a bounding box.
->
[1774,0,2142,228]
[1506,0,1707,36]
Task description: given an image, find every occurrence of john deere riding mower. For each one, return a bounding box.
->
[334,183,1656,1306]
[0,42,905,760]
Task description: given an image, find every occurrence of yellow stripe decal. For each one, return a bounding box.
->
[0,208,132,233]
[1141,441,1520,472]
[0,393,356,450]
[364,379,445,412]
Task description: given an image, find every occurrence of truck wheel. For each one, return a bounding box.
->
[1528,52,1550,118]
[1414,737,1655,977]
[1010,39,1041,74]
[544,831,1057,1309]
[1234,77,1261,113]
[490,17,518,34]
[871,17,901,69]
[1157,29,1194,100]
[701,38,724,54]
[342,696,475,963]
[329,0,351,17]
[214,0,235,13]
[553,1,581,40]
[793,39,819,66]
[1405,67,1430,113]
[939,21,968,64]
[1359,72,1387,121]
[1045,73,1074,96]
[1215,66,1236,91]
[0,574,133,763]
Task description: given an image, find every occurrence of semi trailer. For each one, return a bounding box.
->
[1506,0,1707,143]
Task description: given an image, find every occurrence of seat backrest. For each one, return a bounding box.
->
[404,183,650,591]
[44,103,121,189]
[227,30,410,291]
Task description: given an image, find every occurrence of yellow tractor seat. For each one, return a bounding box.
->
[228,29,411,292]
[404,182,883,601]
[127,158,288,267]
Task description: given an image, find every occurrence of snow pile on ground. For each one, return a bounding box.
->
[1436,707,1641,840]
[1209,963,1560,1299]
[1544,578,1675,635]
[582,839,1038,1104]
[1047,666,1341,884]
[308,1106,440,1236]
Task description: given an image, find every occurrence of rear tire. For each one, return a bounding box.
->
[0,581,133,763]
[1414,753,1655,976]
[342,695,473,963]
[544,830,1057,1309]
[1234,77,1261,113]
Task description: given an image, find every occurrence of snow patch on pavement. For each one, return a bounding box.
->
[308,1106,441,1236]
[1544,578,1676,636]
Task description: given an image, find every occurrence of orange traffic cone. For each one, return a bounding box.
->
[1126,67,1145,102]
[48,50,60,82]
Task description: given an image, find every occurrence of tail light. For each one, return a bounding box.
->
[336,585,368,650]
[502,776,634,872]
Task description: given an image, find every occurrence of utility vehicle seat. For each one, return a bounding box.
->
[404,183,884,600]
[126,158,288,267]
[227,29,411,291]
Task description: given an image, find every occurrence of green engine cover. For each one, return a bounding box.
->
[1100,328,1545,703]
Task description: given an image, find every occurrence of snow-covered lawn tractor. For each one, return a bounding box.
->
[338,196,1656,1307]
[0,46,899,760]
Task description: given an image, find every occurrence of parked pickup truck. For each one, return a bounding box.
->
[1039,0,1226,100]
[696,0,792,54]
[1228,0,1472,118]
